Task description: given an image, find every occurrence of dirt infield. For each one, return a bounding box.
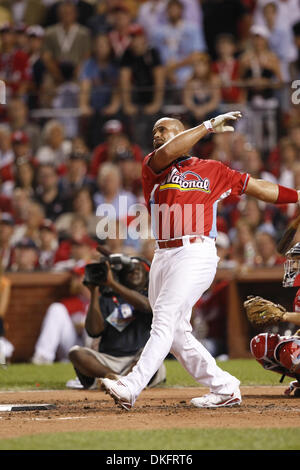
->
[0,386,300,438]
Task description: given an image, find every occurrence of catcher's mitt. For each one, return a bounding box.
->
[243,296,286,326]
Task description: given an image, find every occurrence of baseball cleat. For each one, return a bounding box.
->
[99,378,133,410]
[190,389,241,408]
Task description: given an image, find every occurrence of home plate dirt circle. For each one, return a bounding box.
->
[1,386,300,440]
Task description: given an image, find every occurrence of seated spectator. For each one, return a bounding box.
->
[290,21,300,80]
[42,0,91,82]
[38,219,58,271]
[150,0,206,87]
[120,24,164,117]
[7,0,46,26]
[261,1,297,81]
[54,214,90,259]
[87,0,118,36]
[231,218,257,267]
[0,264,14,364]
[0,125,14,184]
[253,0,300,34]
[254,230,285,267]
[10,187,31,224]
[89,120,143,178]
[55,186,99,238]
[239,24,283,106]
[0,213,15,272]
[44,0,94,28]
[34,163,72,220]
[183,52,221,127]
[116,148,143,197]
[36,120,72,171]
[201,0,250,58]
[13,157,36,198]
[13,22,28,52]
[67,255,166,389]
[120,24,165,153]
[52,61,80,139]
[11,201,45,246]
[53,235,97,272]
[0,23,30,99]
[7,97,42,154]
[58,152,94,200]
[31,265,91,364]
[26,25,47,109]
[277,138,299,188]
[241,145,277,183]
[93,162,137,222]
[136,0,168,40]
[9,237,40,272]
[79,33,120,147]
[212,34,243,104]
[11,131,33,164]
[107,4,134,60]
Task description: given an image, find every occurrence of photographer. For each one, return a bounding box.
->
[66,254,166,390]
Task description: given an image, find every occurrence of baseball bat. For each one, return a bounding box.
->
[277,214,300,255]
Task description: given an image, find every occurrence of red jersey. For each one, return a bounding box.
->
[142,153,249,240]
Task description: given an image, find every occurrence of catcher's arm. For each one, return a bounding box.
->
[282,311,300,327]
[277,214,300,255]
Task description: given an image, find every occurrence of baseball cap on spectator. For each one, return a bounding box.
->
[250,24,270,40]
[39,219,56,234]
[0,212,15,226]
[26,25,45,38]
[16,238,38,250]
[128,24,145,37]
[11,130,29,145]
[216,232,230,250]
[0,23,12,34]
[103,120,123,135]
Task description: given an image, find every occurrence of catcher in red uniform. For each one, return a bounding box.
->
[248,242,300,397]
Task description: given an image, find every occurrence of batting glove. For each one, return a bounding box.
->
[204,111,242,133]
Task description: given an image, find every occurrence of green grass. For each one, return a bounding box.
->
[0,428,300,450]
[0,359,295,451]
[0,358,289,391]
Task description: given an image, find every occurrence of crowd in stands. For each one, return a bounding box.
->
[1,0,300,278]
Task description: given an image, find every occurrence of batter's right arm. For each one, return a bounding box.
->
[152,111,242,172]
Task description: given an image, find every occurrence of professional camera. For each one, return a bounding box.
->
[83,253,142,287]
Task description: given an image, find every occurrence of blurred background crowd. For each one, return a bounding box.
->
[1,0,300,359]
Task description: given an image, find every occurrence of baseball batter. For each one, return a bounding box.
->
[101,111,300,409]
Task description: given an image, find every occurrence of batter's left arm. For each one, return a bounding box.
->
[245,177,300,204]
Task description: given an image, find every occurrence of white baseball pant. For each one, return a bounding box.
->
[34,303,86,362]
[120,236,240,403]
